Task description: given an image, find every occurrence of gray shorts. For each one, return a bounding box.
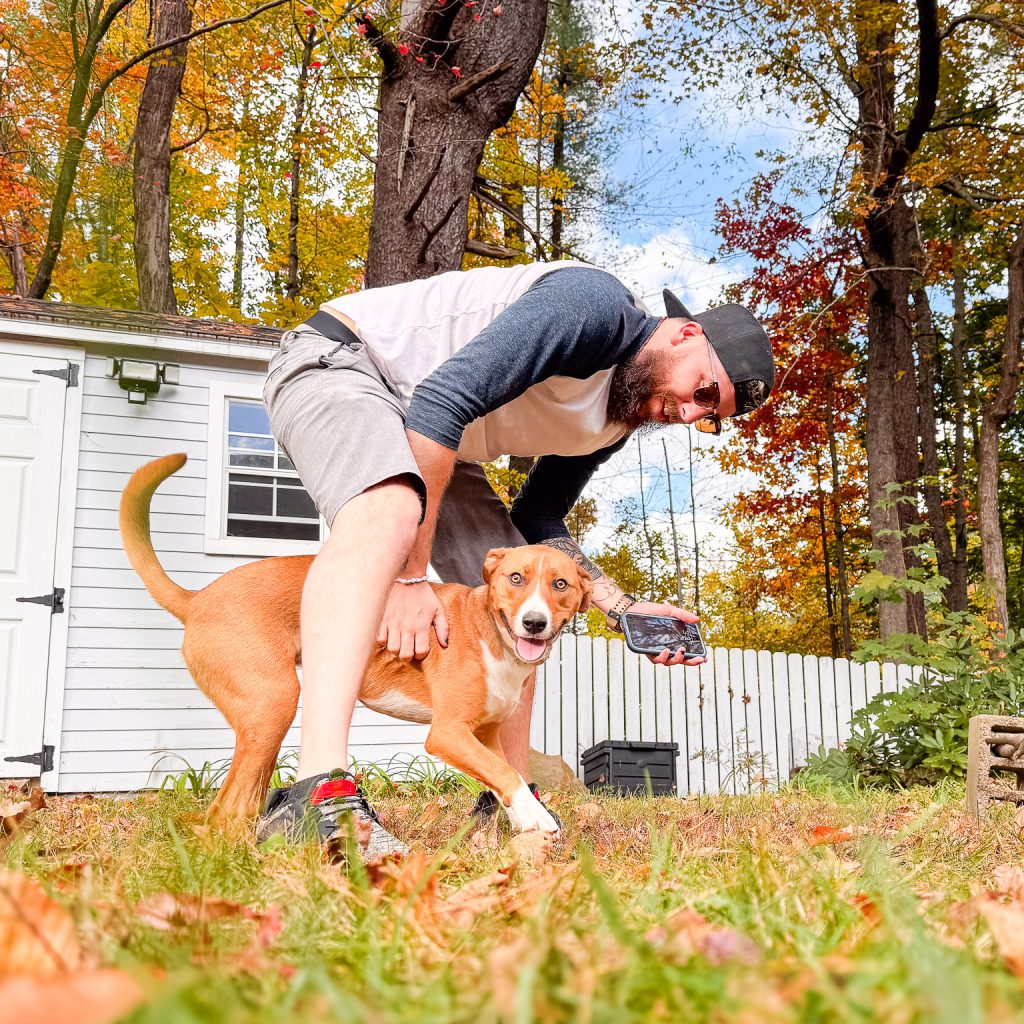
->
[263,326,525,587]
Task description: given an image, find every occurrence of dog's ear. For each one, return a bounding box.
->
[482,547,509,584]
[574,566,593,613]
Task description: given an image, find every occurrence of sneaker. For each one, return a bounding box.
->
[469,783,562,830]
[256,769,408,858]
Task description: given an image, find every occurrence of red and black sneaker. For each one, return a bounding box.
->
[469,783,562,830]
[256,769,408,857]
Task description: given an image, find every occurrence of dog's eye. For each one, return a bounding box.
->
[508,572,524,586]
[553,578,569,591]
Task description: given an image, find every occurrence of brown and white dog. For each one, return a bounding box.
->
[119,454,592,835]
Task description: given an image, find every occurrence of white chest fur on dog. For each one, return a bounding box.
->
[479,641,532,722]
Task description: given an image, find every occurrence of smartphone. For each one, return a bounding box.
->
[620,612,707,659]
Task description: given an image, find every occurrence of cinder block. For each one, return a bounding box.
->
[967,715,1024,817]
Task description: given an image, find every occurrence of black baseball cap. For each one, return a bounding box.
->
[663,289,774,416]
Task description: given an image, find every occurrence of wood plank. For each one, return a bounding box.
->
[697,655,718,793]
[544,637,562,757]
[77,467,207,497]
[772,651,793,781]
[560,634,578,774]
[82,410,208,442]
[79,451,207,478]
[67,647,189,670]
[864,660,883,703]
[530,656,547,751]
[654,661,673,744]
[850,658,868,713]
[71,567,219,590]
[74,527,210,554]
[77,488,207,516]
[713,647,733,793]
[623,648,642,742]
[881,661,899,694]
[608,638,626,742]
[73,546,259,574]
[70,607,184,630]
[756,649,780,789]
[833,657,854,743]
[591,636,609,746]
[82,393,209,423]
[639,651,657,742]
[740,648,763,792]
[803,654,823,761]
[576,634,594,774]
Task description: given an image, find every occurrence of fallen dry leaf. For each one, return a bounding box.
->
[993,864,1024,902]
[439,868,513,929]
[807,825,855,847]
[411,795,449,832]
[978,899,1024,977]
[135,891,257,931]
[574,801,604,826]
[0,868,82,975]
[469,819,500,852]
[0,969,143,1024]
[648,907,760,965]
[1,785,46,836]
[850,893,882,926]
[510,830,555,867]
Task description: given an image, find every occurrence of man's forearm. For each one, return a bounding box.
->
[540,536,627,614]
[404,429,458,576]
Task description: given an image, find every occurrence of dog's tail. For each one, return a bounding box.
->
[119,454,194,622]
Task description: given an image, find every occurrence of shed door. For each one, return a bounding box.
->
[0,351,68,777]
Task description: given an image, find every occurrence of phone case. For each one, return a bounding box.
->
[620,613,707,658]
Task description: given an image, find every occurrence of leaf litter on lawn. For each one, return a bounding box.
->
[0,867,143,1024]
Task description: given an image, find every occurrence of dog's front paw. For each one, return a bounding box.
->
[505,782,560,835]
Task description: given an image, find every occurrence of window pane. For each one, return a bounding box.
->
[277,452,296,472]
[228,482,273,516]
[229,451,274,469]
[229,434,274,451]
[227,518,320,541]
[228,401,271,435]
[275,475,305,488]
[277,486,318,520]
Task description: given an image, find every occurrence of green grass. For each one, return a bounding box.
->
[4,777,1024,1023]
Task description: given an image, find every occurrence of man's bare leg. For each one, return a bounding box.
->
[498,671,536,778]
[296,481,421,780]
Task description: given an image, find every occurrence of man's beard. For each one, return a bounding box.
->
[606,348,679,433]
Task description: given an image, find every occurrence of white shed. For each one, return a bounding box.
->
[0,296,429,794]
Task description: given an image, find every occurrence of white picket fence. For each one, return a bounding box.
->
[530,636,918,794]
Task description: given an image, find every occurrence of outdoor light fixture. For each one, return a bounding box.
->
[105,358,180,404]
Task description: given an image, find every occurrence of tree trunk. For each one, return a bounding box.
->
[949,254,970,609]
[286,26,316,302]
[550,59,568,258]
[363,0,548,288]
[863,200,925,637]
[977,224,1024,629]
[132,0,193,313]
[826,382,853,656]
[232,95,250,312]
[912,284,958,605]
[2,216,28,295]
[854,0,938,639]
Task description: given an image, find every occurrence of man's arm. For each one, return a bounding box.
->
[539,535,631,620]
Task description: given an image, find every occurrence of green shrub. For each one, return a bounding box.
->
[806,510,1024,787]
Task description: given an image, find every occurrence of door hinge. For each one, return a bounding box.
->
[33,362,79,387]
[16,588,65,614]
[4,746,55,773]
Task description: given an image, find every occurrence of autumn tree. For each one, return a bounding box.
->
[359,0,547,286]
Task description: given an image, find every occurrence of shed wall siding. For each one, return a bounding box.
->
[61,354,429,792]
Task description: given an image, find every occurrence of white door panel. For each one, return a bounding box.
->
[0,352,67,776]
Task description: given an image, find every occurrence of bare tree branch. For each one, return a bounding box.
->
[941,12,1024,42]
[449,59,515,102]
[355,12,401,77]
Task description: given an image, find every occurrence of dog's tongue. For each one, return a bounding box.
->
[516,636,547,662]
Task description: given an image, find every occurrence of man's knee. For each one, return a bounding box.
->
[329,475,423,549]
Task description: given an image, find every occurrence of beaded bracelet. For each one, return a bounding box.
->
[396,575,430,585]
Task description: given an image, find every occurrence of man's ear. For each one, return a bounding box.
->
[482,548,508,584]
[574,566,593,613]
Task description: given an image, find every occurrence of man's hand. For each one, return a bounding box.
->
[378,581,449,661]
[623,600,706,668]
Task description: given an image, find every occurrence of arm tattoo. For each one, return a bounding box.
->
[542,536,601,579]
[541,536,626,610]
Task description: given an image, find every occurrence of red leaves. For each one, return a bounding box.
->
[493,3,503,13]
[398,43,409,55]
[951,865,1024,978]
[807,825,855,846]
[451,66,461,78]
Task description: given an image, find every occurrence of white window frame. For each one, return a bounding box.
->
[204,380,326,556]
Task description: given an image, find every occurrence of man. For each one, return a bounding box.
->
[260,261,774,853]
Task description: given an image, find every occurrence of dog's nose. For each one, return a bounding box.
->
[522,612,548,635]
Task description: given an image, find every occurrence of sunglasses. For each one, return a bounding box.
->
[693,337,722,435]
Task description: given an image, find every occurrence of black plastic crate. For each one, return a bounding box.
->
[580,740,679,795]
